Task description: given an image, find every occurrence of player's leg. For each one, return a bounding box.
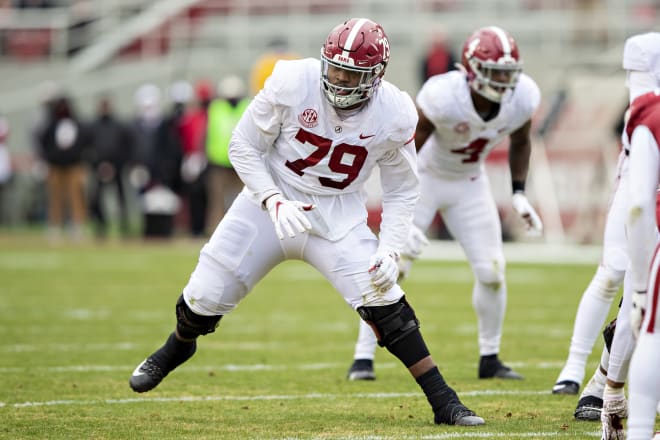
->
[346,169,442,380]
[347,319,378,380]
[441,175,520,379]
[553,153,629,394]
[628,252,660,440]
[306,226,484,426]
[599,275,635,438]
[129,193,286,392]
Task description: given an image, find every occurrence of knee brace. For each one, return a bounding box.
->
[175,294,222,339]
[357,296,420,347]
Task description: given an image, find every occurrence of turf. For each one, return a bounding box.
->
[0,232,635,439]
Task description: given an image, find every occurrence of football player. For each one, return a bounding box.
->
[128,18,484,427]
[620,31,660,440]
[348,25,541,382]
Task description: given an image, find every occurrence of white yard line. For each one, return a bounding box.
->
[0,360,570,374]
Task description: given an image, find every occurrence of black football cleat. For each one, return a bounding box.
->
[552,380,580,395]
[574,394,603,421]
[478,355,523,380]
[129,333,196,393]
[347,358,376,381]
[434,402,485,426]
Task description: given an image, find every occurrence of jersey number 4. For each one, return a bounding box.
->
[450,138,488,163]
[285,128,368,190]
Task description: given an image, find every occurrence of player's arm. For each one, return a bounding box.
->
[627,125,660,337]
[378,140,419,253]
[508,119,532,186]
[508,119,543,234]
[414,106,435,152]
[627,127,660,289]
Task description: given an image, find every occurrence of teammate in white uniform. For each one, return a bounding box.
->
[347,26,542,381]
[128,18,484,427]
[620,32,660,440]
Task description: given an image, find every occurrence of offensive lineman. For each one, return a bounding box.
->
[128,18,484,427]
[347,25,542,382]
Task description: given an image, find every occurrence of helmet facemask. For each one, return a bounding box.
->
[321,52,384,108]
[468,57,522,103]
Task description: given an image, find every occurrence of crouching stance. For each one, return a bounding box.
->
[129,17,484,427]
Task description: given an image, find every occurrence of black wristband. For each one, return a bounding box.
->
[512,181,525,193]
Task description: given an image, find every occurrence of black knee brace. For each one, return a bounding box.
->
[175,294,222,339]
[357,296,420,347]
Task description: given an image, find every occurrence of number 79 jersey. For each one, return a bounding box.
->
[416,70,540,179]
[230,58,419,242]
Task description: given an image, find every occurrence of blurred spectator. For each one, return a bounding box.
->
[87,95,134,239]
[177,79,212,237]
[131,83,182,238]
[0,113,11,224]
[204,75,249,234]
[420,32,456,85]
[38,94,90,241]
[249,37,299,96]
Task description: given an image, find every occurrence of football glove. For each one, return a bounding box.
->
[265,194,315,240]
[512,192,543,236]
[630,290,647,339]
[368,250,400,293]
[401,224,429,261]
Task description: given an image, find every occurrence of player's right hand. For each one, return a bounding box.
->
[368,250,400,293]
[630,290,647,339]
[265,194,315,240]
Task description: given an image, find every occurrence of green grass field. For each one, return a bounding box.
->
[0,233,626,439]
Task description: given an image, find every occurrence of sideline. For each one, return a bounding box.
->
[422,240,601,265]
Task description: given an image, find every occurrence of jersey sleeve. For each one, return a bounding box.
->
[378,89,420,253]
[627,126,660,293]
[416,75,445,124]
[516,74,541,121]
[229,60,304,204]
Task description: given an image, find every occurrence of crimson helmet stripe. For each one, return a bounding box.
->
[487,26,512,56]
[342,18,369,58]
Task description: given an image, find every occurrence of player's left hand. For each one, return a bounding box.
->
[512,192,543,236]
[630,290,647,339]
[368,251,400,293]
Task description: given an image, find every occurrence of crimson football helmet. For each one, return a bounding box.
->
[321,18,390,108]
[460,26,522,103]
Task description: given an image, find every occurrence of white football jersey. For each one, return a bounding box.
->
[230,58,419,245]
[416,70,541,179]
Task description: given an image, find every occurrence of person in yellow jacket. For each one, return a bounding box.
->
[249,38,300,96]
[205,75,250,233]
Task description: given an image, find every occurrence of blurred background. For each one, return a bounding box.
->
[0,0,655,245]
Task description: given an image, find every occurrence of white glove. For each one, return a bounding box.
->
[401,224,429,261]
[630,290,647,339]
[368,250,400,293]
[512,192,543,236]
[265,194,315,240]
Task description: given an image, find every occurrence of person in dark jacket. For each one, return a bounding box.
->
[87,95,134,239]
[38,94,90,241]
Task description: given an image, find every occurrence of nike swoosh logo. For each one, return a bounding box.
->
[131,360,147,377]
[552,384,567,392]
[359,133,375,139]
